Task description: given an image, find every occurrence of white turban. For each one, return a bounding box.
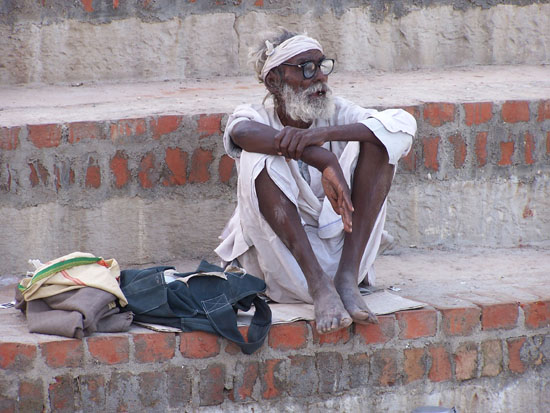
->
[260,35,323,82]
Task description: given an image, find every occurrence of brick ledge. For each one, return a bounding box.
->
[1,247,549,410]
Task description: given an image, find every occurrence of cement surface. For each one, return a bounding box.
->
[1,246,549,343]
[2,171,549,275]
[198,369,550,412]
[0,198,235,277]
[375,246,550,308]
[2,3,549,84]
[386,177,550,249]
[3,0,548,24]
[1,65,550,127]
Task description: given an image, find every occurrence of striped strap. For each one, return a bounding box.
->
[18,256,102,292]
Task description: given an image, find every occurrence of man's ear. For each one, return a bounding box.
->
[265,69,282,95]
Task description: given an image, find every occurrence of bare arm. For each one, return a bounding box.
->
[231,120,354,231]
[231,120,342,171]
[232,120,381,159]
[230,120,281,156]
[274,123,382,159]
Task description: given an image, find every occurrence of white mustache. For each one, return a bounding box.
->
[305,82,330,95]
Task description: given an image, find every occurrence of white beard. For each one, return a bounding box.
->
[280,82,335,123]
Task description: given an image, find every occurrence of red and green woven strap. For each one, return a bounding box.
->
[18,256,102,292]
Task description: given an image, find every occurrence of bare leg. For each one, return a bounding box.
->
[334,142,395,323]
[255,168,352,333]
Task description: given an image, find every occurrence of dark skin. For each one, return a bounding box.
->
[232,49,395,333]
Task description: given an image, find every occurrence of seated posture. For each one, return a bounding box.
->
[216,29,417,333]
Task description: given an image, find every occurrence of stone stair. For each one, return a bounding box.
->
[1,66,549,276]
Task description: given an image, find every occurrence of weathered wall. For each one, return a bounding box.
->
[0,113,235,274]
[1,100,549,276]
[386,100,550,249]
[1,0,550,85]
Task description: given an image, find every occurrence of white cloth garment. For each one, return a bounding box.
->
[215,96,416,304]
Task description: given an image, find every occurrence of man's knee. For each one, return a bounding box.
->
[256,168,297,218]
[359,141,390,165]
[353,142,395,200]
[255,167,278,200]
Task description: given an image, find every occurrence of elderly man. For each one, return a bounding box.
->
[216,29,416,333]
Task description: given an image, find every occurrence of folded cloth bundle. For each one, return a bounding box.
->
[15,251,133,338]
[16,287,133,338]
[18,251,127,305]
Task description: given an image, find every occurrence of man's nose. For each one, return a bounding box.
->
[313,66,328,83]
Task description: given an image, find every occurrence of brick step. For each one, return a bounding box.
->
[1,66,549,276]
[1,247,549,411]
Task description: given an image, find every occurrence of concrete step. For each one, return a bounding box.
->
[2,65,550,126]
[1,65,549,276]
[3,246,549,325]
[1,246,550,411]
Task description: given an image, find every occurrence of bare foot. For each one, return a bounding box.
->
[335,272,378,324]
[310,281,352,334]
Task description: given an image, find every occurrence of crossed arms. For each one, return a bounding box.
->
[230,121,386,233]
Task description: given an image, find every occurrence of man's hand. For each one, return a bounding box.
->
[274,126,328,160]
[321,162,354,232]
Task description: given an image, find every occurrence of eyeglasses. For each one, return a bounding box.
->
[280,58,335,79]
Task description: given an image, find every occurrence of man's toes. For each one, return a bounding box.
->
[366,312,378,324]
[316,314,352,334]
[318,318,337,334]
[335,315,351,330]
[318,320,331,334]
[316,318,327,333]
[350,308,378,324]
[340,316,352,328]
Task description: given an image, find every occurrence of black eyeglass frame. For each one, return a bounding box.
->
[280,58,335,79]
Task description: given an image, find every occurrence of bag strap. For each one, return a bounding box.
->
[202,294,271,354]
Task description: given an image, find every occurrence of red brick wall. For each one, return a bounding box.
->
[1,299,549,410]
[2,100,549,208]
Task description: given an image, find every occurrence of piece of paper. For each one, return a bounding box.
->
[237,289,426,326]
[164,269,228,285]
[361,290,425,315]
[133,321,182,333]
[132,289,426,330]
